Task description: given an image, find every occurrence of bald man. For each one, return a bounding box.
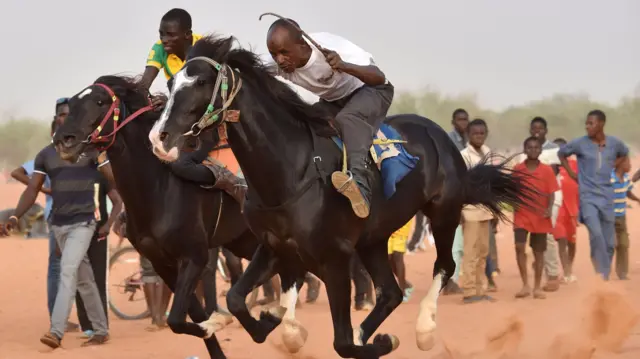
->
[264,19,394,219]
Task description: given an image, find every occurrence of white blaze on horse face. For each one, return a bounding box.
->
[416,272,443,351]
[78,88,92,99]
[149,68,196,153]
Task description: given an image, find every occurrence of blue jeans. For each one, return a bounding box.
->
[581,203,615,280]
[47,230,61,317]
[485,255,495,279]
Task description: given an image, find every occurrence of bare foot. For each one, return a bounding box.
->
[533,289,546,299]
[515,286,531,298]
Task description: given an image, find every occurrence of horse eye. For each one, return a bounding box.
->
[97,100,104,106]
[196,78,206,86]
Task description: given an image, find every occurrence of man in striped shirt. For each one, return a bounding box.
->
[0,146,122,348]
[611,156,639,280]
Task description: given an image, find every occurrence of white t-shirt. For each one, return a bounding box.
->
[264,32,376,102]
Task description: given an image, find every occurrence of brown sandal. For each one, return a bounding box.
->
[81,334,109,347]
[40,332,61,349]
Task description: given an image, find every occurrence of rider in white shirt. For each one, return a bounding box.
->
[264,19,394,218]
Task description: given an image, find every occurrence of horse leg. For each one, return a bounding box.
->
[354,242,403,351]
[223,243,283,342]
[322,255,393,359]
[415,217,457,351]
[165,256,217,338]
[151,262,226,359]
[278,270,309,353]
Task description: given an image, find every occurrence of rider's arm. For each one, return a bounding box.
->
[339,63,386,86]
[169,138,217,185]
[139,42,165,91]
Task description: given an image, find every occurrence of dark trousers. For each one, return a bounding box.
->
[408,212,426,251]
[76,233,108,331]
[315,83,394,166]
[350,254,372,303]
[614,215,630,279]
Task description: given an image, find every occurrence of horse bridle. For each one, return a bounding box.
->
[82,83,155,151]
[182,56,243,137]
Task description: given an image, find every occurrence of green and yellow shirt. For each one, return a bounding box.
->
[146,33,203,80]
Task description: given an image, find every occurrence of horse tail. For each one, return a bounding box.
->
[462,155,538,221]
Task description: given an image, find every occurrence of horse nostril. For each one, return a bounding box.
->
[63,135,76,143]
[159,132,169,141]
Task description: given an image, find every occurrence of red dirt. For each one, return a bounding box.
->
[1,179,639,359]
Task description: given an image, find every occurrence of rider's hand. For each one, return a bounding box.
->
[97,223,110,241]
[150,93,168,111]
[0,216,19,237]
[321,49,345,72]
[113,212,127,238]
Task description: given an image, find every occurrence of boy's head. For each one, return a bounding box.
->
[467,119,488,148]
[529,116,548,140]
[54,97,69,127]
[553,137,567,146]
[523,136,542,160]
[452,108,469,134]
[617,155,631,173]
[159,8,193,54]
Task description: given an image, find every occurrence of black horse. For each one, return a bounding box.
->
[148,35,535,359]
[54,75,260,359]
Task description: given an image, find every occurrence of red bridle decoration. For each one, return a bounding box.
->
[85,83,155,151]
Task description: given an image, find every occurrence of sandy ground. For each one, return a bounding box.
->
[1,180,640,359]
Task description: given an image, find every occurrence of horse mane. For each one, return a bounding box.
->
[93,75,156,121]
[188,34,338,137]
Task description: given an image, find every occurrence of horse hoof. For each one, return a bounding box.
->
[282,319,308,353]
[373,333,400,353]
[416,331,436,351]
[266,305,287,320]
[199,312,233,338]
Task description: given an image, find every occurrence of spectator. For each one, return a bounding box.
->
[552,138,580,283]
[10,103,80,332]
[611,156,639,280]
[0,137,122,348]
[527,117,562,292]
[443,108,469,294]
[459,119,496,304]
[513,137,559,299]
[558,110,629,280]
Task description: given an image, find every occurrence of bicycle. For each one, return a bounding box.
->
[108,245,231,320]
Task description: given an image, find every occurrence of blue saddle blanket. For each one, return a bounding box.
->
[331,123,418,199]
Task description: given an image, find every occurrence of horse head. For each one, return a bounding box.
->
[54,76,153,162]
[149,34,240,163]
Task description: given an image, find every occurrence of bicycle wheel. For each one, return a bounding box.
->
[108,246,151,320]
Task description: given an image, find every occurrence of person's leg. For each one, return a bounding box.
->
[557,238,570,280]
[350,254,373,310]
[461,220,480,302]
[581,204,609,280]
[531,234,548,299]
[614,216,629,279]
[330,83,394,218]
[407,212,425,252]
[47,222,98,343]
[600,210,616,281]
[489,225,499,273]
[543,236,560,292]
[140,255,167,329]
[72,225,109,343]
[448,224,464,294]
[47,229,61,318]
[475,221,491,299]
[514,229,530,298]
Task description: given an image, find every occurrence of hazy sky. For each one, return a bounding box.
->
[1,0,638,120]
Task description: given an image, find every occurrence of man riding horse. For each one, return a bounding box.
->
[265,18,393,218]
[139,8,247,205]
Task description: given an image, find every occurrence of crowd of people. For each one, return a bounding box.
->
[0,6,637,354]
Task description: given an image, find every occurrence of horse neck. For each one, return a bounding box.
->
[227,88,314,207]
[107,109,168,215]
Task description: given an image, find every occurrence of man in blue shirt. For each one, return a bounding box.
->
[557,110,629,280]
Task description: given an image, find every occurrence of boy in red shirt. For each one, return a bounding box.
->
[513,137,559,299]
[552,138,579,283]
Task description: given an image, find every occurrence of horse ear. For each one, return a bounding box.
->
[215,36,235,62]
